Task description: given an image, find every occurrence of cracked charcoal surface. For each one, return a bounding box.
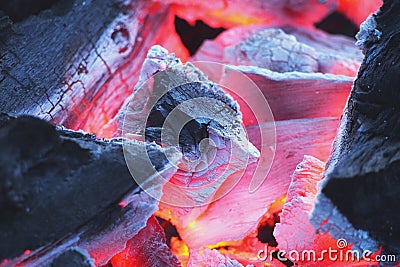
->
[226,28,319,73]
[0,0,171,134]
[0,0,119,116]
[0,113,170,260]
[194,25,363,76]
[145,80,239,160]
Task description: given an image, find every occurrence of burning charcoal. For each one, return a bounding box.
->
[119,45,259,209]
[194,26,363,76]
[337,0,382,25]
[273,156,340,266]
[120,46,352,253]
[168,118,339,250]
[311,0,400,261]
[110,216,181,267]
[0,114,179,266]
[204,64,353,124]
[186,248,245,267]
[117,45,273,247]
[231,66,353,122]
[0,0,387,265]
[194,42,354,123]
[154,0,338,29]
[274,156,328,255]
[225,29,320,73]
[0,0,187,137]
[275,156,381,266]
[155,0,379,29]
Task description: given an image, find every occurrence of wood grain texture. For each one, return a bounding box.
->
[0,0,177,134]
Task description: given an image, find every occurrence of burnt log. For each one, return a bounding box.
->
[311,0,400,261]
[0,0,186,136]
[0,114,179,265]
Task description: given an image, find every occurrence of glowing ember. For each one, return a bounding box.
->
[155,0,338,28]
[53,2,189,138]
[275,156,382,266]
[337,0,382,25]
[110,216,181,267]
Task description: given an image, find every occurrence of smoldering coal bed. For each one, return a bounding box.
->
[1,0,399,267]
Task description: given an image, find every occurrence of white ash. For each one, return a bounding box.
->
[195,26,363,76]
[137,45,182,88]
[224,28,319,73]
[356,14,382,53]
[187,248,252,267]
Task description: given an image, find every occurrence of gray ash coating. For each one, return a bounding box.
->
[145,72,241,160]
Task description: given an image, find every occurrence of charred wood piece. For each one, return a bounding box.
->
[0,113,178,266]
[311,0,400,261]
